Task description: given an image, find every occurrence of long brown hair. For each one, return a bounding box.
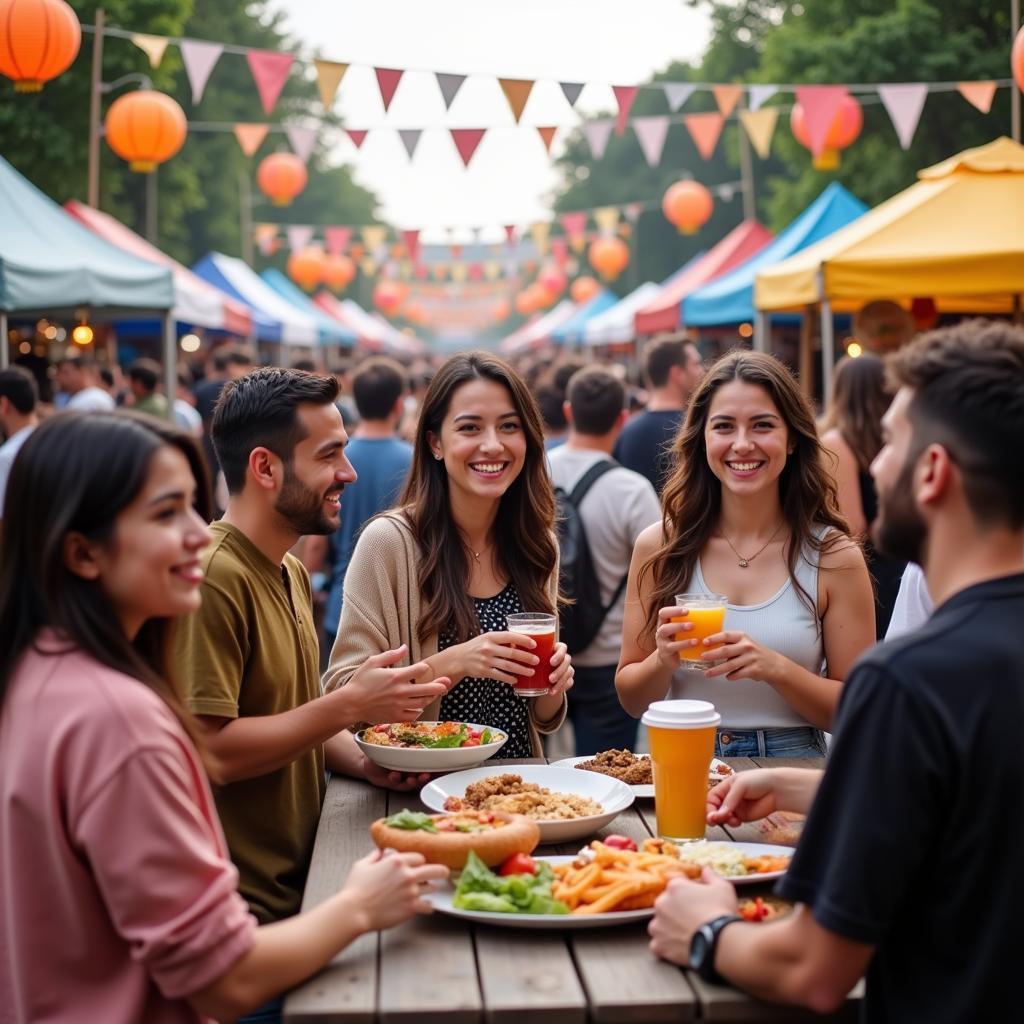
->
[641,349,850,639]
[398,352,558,643]
[819,354,889,472]
[0,411,212,745]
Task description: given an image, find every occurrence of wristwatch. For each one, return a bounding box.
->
[689,914,743,984]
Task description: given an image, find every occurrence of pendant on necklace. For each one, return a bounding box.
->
[738,559,749,568]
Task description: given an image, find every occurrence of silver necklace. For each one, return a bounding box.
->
[721,521,785,568]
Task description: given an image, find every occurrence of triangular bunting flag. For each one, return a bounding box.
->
[255,224,278,256]
[560,82,585,108]
[536,126,558,153]
[131,33,169,69]
[436,72,466,110]
[878,83,927,150]
[794,85,849,158]
[560,211,587,239]
[233,123,269,157]
[362,225,388,253]
[247,49,294,116]
[712,83,743,119]
[504,225,518,247]
[584,119,614,160]
[593,206,620,237]
[450,128,486,167]
[663,82,696,112]
[285,125,317,163]
[499,78,535,123]
[360,257,378,277]
[484,261,501,281]
[739,108,778,159]
[748,84,779,112]
[632,115,670,167]
[375,67,404,112]
[957,80,998,114]
[347,129,368,150]
[451,263,468,284]
[313,59,348,109]
[180,40,223,105]
[402,229,420,264]
[551,237,569,266]
[287,225,314,252]
[398,129,422,160]
[324,227,352,257]
[612,85,639,135]
[624,202,644,223]
[684,111,725,160]
[530,222,551,258]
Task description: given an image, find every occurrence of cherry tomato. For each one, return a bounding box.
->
[477,812,494,823]
[602,834,638,852]
[498,852,537,876]
[740,897,768,922]
[463,738,481,747]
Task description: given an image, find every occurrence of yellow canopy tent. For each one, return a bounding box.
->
[753,137,1024,400]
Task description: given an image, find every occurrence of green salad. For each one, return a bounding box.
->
[453,851,569,915]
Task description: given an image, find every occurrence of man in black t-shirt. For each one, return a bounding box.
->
[647,320,1024,1022]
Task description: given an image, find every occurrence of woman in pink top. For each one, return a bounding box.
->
[0,411,447,1024]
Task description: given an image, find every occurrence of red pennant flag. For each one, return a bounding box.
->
[347,128,368,149]
[684,111,725,160]
[375,67,404,112]
[794,85,850,159]
[504,224,518,247]
[450,244,463,261]
[246,49,294,116]
[324,227,352,257]
[450,128,486,167]
[402,229,420,264]
[468,263,484,281]
[612,85,639,135]
[560,211,587,238]
[536,126,557,153]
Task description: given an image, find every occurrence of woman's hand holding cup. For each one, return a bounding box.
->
[655,604,694,670]
[452,631,539,685]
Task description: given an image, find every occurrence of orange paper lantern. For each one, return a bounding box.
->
[0,0,80,92]
[790,95,862,170]
[323,254,356,292]
[588,237,630,281]
[514,289,536,316]
[1014,26,1024,93]
[256,152,308,206]
[373,280,403,315]
[538,264,567,298]
[287,247,326,291]
[662,180,714,235]
[105,90,187,172]
[570,276,600,303]
[492,299,511,321]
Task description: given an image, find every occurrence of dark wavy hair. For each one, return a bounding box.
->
[819,354,890,472]
[641,349,850,639]
[0,411,212,741]
[398,352,558,643]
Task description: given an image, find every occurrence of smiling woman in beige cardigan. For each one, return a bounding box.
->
[324,352,572,758]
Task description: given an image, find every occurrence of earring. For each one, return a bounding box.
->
[433,451,443,461]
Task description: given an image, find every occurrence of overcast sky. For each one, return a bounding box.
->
[271,0,710,241]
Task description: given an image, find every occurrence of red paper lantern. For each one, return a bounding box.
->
[538,264,567,298]
[322,254,356,292]
[373,280,403,315]
[1013,26,1024,93]
[287,247,326,291]
[0,0,80,92]
[256,152,308,206]
[570,276,600,303]
[910,297,938,331]
[588,237,630,281]
[662,180,714,235]
[105,90,187,172]
[790,95,863,170]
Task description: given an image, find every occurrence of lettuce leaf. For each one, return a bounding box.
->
[452,851,568,915]
[382,809,438,832]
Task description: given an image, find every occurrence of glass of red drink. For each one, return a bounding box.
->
[505,612,557,696]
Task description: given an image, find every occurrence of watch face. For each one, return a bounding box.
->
[690,924,713,971]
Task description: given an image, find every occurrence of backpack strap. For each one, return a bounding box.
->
[567,459,618,507]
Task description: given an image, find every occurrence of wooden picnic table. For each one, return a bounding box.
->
[284,757,861,1023]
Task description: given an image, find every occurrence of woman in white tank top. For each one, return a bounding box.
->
[616,351,876,757]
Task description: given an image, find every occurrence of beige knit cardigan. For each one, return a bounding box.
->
[323,512,567,757]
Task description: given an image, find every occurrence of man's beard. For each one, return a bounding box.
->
[872,455,926,565]
[275,464,340,536]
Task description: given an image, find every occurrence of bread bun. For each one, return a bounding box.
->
[370,810,539,870]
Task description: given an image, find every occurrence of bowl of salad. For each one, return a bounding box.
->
[354,721,508,772]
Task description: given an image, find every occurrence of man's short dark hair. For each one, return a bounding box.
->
[99,366,115,389]
[644,337,687,388]
[0,366,38,414]
[128,358,160,393]
[212,367,339,493]
[211,344,255,373]
[567,366,625,436]
[291,358,318,373]
[887,318,1024,528]
[57,355,97,371]
[352,357,406,420]
[536,383,567,432]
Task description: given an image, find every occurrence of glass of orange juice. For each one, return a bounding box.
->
[642,699,720,840]
[673,592,727,671]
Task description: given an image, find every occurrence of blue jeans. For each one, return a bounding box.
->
[714,726,826,759]
[238,995,284,1024]
[568,664,639,755]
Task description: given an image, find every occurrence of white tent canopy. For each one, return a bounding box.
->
[582,282,661,345]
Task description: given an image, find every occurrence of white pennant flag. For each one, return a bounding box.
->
[180,39,223,106]
[632,116,670,167]
[287,225,314,252]
[285,125,317,163]
[662,82,695,112]
[878,84,928,150]
[131,33,169,69]
[748,84,779,112]
[584,119,614,160]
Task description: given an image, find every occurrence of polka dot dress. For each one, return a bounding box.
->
[438,582,533,758]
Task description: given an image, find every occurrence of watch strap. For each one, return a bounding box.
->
[691,913,743,984]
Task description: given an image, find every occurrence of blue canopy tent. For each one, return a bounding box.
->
[260,269,357,347]
[550,288,619,346]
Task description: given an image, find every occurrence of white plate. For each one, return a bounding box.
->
[420,765,634,843]
[550,755,735,799]
[674,841,795,885]
[424,855,653,929]
[354,722,508,772]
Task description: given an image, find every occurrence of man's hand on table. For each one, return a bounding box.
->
[648,867,738,965]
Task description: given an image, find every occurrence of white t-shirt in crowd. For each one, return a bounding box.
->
[884,563,933,640]
[547,446,661,667]
[66,387,115,412]
[0,424,35,516]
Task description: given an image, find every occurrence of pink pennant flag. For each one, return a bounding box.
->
[632,115,670,167]
[504,225,518,247]
[612,85,639,135]
[347,129,368,150]
[180,39,223,105]
[712,84,743,119]
[663,82,695,112]
[584,119,614,160]
[794,86,849,158]
[287,225,314,252]
[450,128,486,167]
[402,229,420,263]
[233,123,268,157]
[560,211,587,238]
[285,125,317,163]
[551,237,569,266]
[684,112,725,160]
[375,67,404,112]
[957,80,997,114]
[246,49,294,116]
[324,227,352,257]
[878,84,928,150]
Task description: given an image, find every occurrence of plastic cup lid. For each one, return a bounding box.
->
[641,699,721,729]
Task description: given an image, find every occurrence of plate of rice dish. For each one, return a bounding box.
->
[552,751,735,799]
[649,839,794,884]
